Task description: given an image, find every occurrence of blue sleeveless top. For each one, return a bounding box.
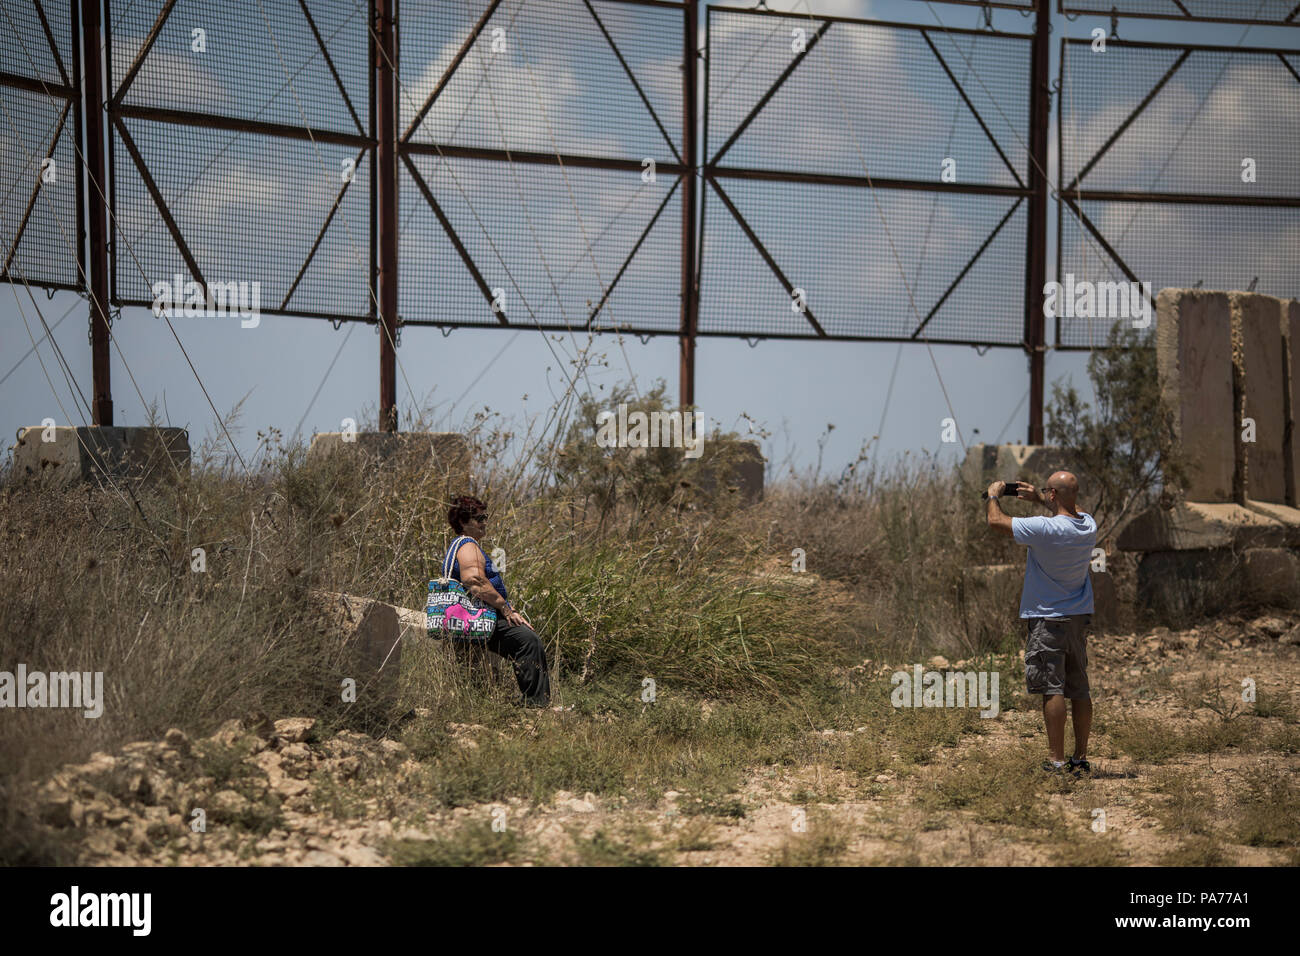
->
[445,535,509,603]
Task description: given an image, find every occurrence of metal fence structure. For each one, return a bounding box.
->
[396,0,688,337]
[106,0,375,322]
[1056,35,1300,348]
[0,0,82,292]
[2,0,1298,442]
[1060,1,1300,27]
[701,5,1033,347]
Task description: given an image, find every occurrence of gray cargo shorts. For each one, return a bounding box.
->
[1024,615,1092,699]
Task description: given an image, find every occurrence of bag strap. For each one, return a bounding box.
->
[443,535,477,579]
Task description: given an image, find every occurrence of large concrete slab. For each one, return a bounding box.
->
[1242,501,1300,548]
[1090,570,1119,631]
[1241,549,1300,608]
[997,444,1065,482]
[315,590,402,706]
[308,431,471,485]
[960,444,1082,491]
[1157,289,1234,502]
[1137,547,1299,619]
[11,425,190,484]
[1117,500,1286,552]
[1137,550,1237,619]
[686,439,765,504]
[1233,293,1287,503]
[960,443,1001,490]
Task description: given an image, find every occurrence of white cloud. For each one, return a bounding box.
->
[110,36,229,112]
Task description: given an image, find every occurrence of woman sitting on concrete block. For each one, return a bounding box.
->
[444,495,551,707]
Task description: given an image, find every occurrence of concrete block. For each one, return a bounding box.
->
[687,439,765,504]
[1117,500,1285,552]
[1240,549,1300,608]
[308,431,471,484]
[1136,547,1299,618]
[316,591,401,706]
[395,605,427,648]
[1157,289,1234,501]
[11,425,190,484]
[960,443,1081,491]
[1242,501,1300,548]
[996,444,1064,483]
[1137,549,1239,619]
[1232,293,1287,503]
[1285,300,1299,506]
[960,443,1000,490]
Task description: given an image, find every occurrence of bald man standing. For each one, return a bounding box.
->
[986,472,1097,774]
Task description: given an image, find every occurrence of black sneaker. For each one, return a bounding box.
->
[1069,756,1091,775]
[1042,760,1067,774]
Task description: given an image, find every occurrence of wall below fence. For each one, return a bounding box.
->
[1120,290,1300,619]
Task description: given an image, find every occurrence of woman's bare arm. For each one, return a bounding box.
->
[455,542,511,614]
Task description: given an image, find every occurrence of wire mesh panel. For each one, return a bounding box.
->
[703,178,1028,342]
[111,120,374,318]
[400,155,682,332]
[1060,1,1300,26]
[0,0,81,291]
[1057,39,1300,348]
[917,0,1036,8]
[106,0,372,320]
[702,5,1032,345]
[398,0,686,333]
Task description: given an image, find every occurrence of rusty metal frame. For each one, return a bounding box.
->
[282,146,370,311]
[707,176,826,337]
[923,0,1038,8]
[396,0,693,342]
[109,0,178,109]
[918,196,1025,339]
[708,18,833,167]
[588,173,682,328]
[2,98,72,278]
[112,114,206,290]
[0,0,83,293]
[400,152,508,325]
[920,28,1026,191]
[1058,0,1300,27]
[702,4,1035,349]
[102,0,377,323]
[399,0,502,145]
[1055,37,1300,350]
[583,0,682,165]
[299,0,365,138]
[33,0,70,87]
[1062,48,1191,195]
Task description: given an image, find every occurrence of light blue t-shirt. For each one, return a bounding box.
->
[1011,512,1097,618]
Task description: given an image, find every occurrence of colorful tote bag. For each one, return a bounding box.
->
[427,535,498,641]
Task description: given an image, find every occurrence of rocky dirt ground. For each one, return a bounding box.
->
[25,614,1300,866]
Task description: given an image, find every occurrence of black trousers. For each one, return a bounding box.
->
[483,622,550,707]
